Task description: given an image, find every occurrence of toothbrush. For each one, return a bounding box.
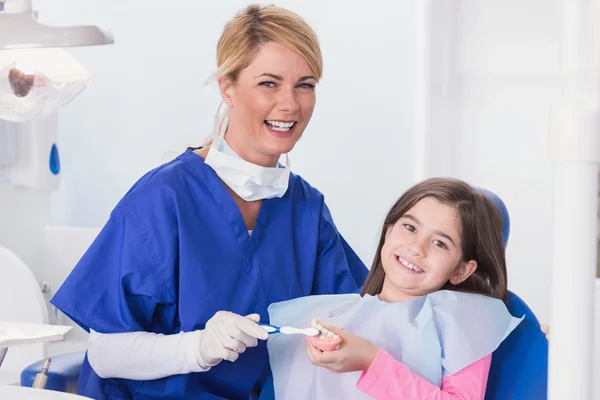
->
[259,323,320,337]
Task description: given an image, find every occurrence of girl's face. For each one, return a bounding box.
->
[379,197,478,303]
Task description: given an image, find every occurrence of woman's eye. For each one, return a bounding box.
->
[259,81,276,88]
[403,224,416,233]
[298,83,315,89]
[433,240,448,249]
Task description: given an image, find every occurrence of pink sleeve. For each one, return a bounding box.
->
[356,350,492,400]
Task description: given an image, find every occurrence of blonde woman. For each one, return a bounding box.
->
[51,5,368,399]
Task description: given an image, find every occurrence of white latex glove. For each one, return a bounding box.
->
[195,311,268,369]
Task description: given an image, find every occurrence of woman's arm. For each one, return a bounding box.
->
[87,330,206,380]
[357,350,492,400]
[87,310,268,380]
[52,190,267,381]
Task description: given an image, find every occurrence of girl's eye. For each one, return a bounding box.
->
[433,240,448,249]
[403,224,416,233]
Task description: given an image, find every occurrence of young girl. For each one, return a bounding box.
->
[264,178,522,399]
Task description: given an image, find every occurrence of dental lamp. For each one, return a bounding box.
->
[0,0,113,379]
[0,0,113,188]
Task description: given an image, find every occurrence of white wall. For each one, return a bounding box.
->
[30,0,417,266]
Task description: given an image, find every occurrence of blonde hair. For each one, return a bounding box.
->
[216,4,323,82]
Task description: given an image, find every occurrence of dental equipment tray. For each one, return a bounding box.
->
[0,321,72,348]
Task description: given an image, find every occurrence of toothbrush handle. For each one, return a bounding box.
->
[259,323,280,334]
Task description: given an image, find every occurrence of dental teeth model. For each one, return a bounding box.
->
[307,319,343,351]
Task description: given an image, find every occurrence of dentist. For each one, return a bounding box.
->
[51,4,367,400]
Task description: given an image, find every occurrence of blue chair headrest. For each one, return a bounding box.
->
[475,187,510,248]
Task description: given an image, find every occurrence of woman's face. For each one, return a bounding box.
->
[379,197,478,302]
[219,41,318,167]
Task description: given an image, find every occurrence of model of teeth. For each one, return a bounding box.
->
[265,120,295,131]
[397,256,424,273]
[310,319,340,339]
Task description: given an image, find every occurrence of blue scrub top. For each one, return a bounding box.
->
[51,150,368,400]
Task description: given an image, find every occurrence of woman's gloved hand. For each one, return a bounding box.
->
[195,311,269,369]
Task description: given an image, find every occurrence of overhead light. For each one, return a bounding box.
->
[0,0,114,50]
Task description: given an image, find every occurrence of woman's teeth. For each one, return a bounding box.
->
[397,256,424,273]
[265,120,295,131]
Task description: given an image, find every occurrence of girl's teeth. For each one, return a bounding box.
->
[397,256,424,273]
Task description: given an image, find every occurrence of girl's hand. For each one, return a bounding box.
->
[306,326,380,374]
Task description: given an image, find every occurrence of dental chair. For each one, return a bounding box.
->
[21,189,548,399]
[0,246,49,385]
